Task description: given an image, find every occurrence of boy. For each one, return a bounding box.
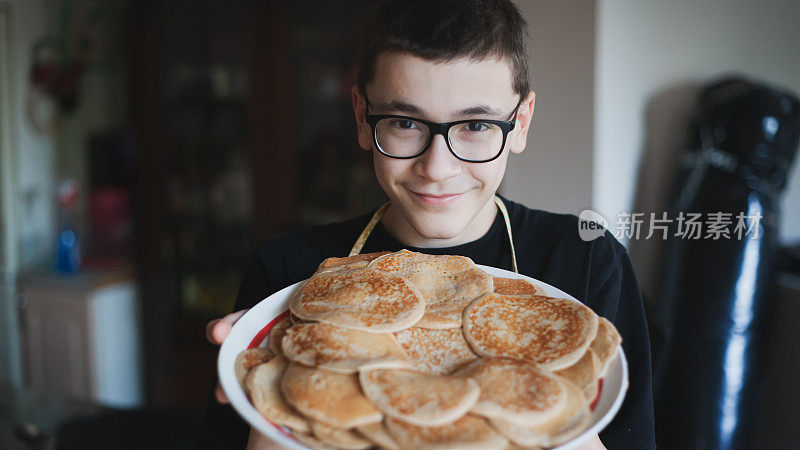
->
[202,1,655,448]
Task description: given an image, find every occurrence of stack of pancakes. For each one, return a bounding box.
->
[235,249,621,449]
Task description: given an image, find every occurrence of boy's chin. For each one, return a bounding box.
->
[408,216,471,241]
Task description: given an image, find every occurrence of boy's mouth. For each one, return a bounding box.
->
[410,191,464,206]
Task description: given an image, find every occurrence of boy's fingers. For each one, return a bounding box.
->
[211,320,233,345]
[205,309,249,345]
[215,383,230,404]
[206,319,221,344]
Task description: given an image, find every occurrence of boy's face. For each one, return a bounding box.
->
[352,52,535,247]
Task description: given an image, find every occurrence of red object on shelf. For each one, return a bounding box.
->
[89,187,132,259]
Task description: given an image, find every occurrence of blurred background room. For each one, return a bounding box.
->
[0,1,798,449]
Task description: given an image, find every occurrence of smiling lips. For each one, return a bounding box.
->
[411,191,464,205]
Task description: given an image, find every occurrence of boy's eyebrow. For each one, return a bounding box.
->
[453,105,505,119]
[377,100,424,115]
[376,101,506,119]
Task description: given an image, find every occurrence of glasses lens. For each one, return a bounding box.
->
[448,121,504,161]
[375,118,430,157]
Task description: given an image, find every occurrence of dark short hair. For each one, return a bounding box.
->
[356,0,531,97]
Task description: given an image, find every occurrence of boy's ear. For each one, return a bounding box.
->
[352,85,373,151]
[508,90,536,155]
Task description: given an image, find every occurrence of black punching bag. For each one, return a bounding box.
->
[654,77,800,450]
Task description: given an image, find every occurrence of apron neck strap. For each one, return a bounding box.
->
[348,202,390,257]
[348,195,518,274]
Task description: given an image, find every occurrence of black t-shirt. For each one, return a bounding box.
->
[200,195,656,449]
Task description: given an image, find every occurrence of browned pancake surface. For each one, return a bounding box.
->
[369,250,492,328]
[360,369,480,425]
[490,378,591,447]
[281,362,382,429]
[492,276,546,295]
[463,293,598,370]
[291,267,425,332]
[393,327,478,374]
[282,322,410,373]
[455,357,566,426]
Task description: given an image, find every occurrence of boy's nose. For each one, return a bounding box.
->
[413,134,462,181]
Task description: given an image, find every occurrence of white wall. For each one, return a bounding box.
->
[0,0,55,386]
[1,0,56,268]
[595,0,800,296]
[503,0,595,215]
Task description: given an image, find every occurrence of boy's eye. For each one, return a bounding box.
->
[465,122,491,132]
[390,119,418,130]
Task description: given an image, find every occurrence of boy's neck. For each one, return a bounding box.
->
[380,199,499,249]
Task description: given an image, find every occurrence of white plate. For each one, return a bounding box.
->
[218,265,629,449]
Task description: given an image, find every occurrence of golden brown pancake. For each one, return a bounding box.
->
[360,368,480,426]
[282,322,410,373]
[310,422,372,450]
[316,251,393,274]
[235,347,273,390]
[369,250,493,328]
[492,277,546,296]
[463,293,599,370]
[290,267,425,332]
[385,415,508,450]
[267,316,292,356]
[490,378,591,448]
[244,355,309,433]
[454,357,567,427]
[393,327,478,374]
[419,267,494,328]
[281,362,382,429]
[356,422,401,450]
[590,316,622,376]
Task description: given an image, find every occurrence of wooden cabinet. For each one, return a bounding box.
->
[18,270,143,408]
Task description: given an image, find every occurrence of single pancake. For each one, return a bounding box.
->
[463,293,599,370]
[393,327,478,374]
[490,378,591,448]
[454,357,567,427]
[244,355,309,433]
[282,322,410,373]
[290,267,425,332]
[360,368,480,426]
[235,347,273,390]
[385,415,508,450]
[492,277,546,296]
[281,362,382,429]
[368,250,492,328]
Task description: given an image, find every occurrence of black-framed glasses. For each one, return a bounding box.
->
[364,96,522,163]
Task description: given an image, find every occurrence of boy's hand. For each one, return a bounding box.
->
[206,309,249,403]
